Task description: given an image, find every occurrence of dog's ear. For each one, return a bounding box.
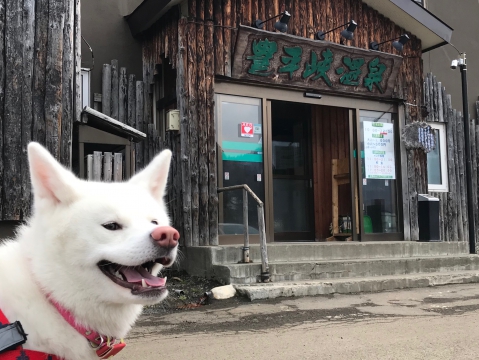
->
[28,142,79,205]
[128,149,172,202]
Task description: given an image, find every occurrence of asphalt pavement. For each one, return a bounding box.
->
[117,283,479,360]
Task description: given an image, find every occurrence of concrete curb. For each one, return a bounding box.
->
[234,271,479,301]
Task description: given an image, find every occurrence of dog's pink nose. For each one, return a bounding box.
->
[151,226,180,249]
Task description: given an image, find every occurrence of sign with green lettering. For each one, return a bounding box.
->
[232,26,403,99]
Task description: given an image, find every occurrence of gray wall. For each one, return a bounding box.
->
[423,0,479,117]
[81,0,143,106]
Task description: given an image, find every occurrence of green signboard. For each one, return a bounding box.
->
[232,26,403,99]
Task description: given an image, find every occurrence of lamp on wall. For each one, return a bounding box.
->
[253,11,291,33]
[369,34,410,52]
[315,20,357,41]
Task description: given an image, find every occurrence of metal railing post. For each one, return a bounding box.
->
[243,188,250,263]
[217,184,270,282]
[257,204,270,282]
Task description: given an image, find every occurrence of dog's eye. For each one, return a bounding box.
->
[102,222,122,231]
[151,220,158,225]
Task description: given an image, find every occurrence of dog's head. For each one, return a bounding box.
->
[24,142,179,306]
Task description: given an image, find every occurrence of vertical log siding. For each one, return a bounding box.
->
[141,1,424,246]
[0,0,80,220]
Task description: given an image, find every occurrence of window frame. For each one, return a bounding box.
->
[81,68,91,109]
[427,122,448,192]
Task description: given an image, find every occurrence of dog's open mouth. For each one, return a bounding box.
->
[98,259,171,296]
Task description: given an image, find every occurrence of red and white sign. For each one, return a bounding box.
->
[240,122,254,138]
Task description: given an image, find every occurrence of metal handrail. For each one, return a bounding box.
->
[217,184,270,283]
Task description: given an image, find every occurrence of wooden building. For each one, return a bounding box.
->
[4,0,475,258]
[125,0,457,248]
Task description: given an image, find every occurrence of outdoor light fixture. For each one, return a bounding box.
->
[253,11,291,33]
[369,34,410,52]
[316,20,357,41]
[450,50,476,254]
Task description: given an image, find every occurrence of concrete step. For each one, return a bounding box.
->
[234,270,479,300]
[212,255,479,284]
[205,241,469,265]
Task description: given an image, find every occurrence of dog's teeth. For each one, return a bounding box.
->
[150,262,162,276]
[141,279,147,288]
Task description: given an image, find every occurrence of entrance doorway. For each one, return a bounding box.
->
[271,101,315,241]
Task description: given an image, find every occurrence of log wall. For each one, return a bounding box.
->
[141,0,425,245]
[0,0,81,220]
[425,72,478,245]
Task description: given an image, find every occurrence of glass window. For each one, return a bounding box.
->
[215,95,264,235]
[427,123,448,192]
[360,110,399,234]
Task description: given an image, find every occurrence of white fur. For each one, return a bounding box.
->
[0,142,177,360]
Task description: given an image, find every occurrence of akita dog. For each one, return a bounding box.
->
[0,142,179,360]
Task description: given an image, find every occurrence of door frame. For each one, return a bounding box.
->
[215,80,402,243]
[268,100,316,242]
[354,108,404,241]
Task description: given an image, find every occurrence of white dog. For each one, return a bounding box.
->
[0,142,179,360]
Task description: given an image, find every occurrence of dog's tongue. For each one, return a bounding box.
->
[119,266,166,287]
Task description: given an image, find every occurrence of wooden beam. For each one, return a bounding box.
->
[102,64,111,116]
[111,59,119,119]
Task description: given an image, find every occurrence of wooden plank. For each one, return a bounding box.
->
[61,0,74,168]
[433,75,439,121]
[475,120,479,244]
[44,0,64,161]
[213,0,224,76]
[1,0,23,218]
[437,81,444,122]
[197,0,209,246]
[458,112,468,239]
[205,0,219,246]
[188,0,199,246]
[135,80,145,170]
[453,110,464,241]
[119,67,127,123]
[424,73,432,122]
[178,18,192,246]
[445,95,457,240]
[471,119,478,243]
[32,0,48,145]
[103,152,113,181]
[113,153,123,181]
[232,25,403,99]
[0,0,5,218]
[111,59,119,119]
[21,0,36,217]
[102,64,111,116]
[223,0,232,76]
[127,74,136,129]
[87,154,93,180]
[93,151,102,181]
[74,0,82,123]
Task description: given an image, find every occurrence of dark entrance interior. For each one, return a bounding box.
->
[311,105,353,241]
[271,101,315,241]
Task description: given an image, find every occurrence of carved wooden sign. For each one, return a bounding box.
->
[232,25,403,98]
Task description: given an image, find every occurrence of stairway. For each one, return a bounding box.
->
[184,241,479,300]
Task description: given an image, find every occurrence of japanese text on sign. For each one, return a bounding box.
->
[247,40,387,93]
[364,122,396,179]
[232,26,404,99]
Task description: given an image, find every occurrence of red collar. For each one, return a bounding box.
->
[0,308,60,360]
[49,299,126,359]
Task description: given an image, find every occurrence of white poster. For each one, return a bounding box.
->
[364,122,396,179]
